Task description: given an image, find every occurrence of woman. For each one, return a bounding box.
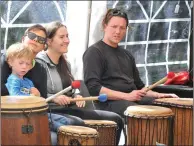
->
[36,21,124,145]
[1,24,47,97]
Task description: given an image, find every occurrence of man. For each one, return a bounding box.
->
[83,8,178,117]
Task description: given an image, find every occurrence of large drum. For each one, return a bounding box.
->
[57,126,99,145]
[154,98,193,146]
[124,105,174,146]
[1,96,51,145]
[84,120,117,145]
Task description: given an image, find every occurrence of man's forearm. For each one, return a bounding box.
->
[100,86,128,100]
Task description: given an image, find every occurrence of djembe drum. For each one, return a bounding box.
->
[1,96,51,145]
[57,126,99,145]
[154,98,193,146]
[84,120,117,145]
[124,105,174,146]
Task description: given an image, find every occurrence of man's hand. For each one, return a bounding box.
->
[156,93,179,98]
[126,90,147,101]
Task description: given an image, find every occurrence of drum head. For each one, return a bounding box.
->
[1,96,48,112]
[58,126,98,137]
[155,98,193,106]
[124,105,173,117]
[84,120,117,127]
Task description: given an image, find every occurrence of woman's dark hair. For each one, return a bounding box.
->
[24,24,47,38]
[45,21,74,88]
[102,8,129,29]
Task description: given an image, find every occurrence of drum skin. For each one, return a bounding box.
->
[124,105,174,146]
[154,98,193,146]
[84,120,117,145]
[57,126,99,145]
[1,96,51,145]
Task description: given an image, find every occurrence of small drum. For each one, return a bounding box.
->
[124,105,174,146]
[84,120,117,145]
[57,125,99,145]
[154,98,193,146]
[1,96,51,145]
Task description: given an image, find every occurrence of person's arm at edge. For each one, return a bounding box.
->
[1,54,11,95]
[99,86,132,100]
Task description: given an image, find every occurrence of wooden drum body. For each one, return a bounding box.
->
[57,126,99,145]
[124,105,174,146]
[84,120,117,145]
[155,98,193,146]
[1,96,51,145]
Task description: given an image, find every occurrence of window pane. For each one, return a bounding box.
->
[127,23,148,42]
[9,1,29,22]
[1,28,5,51]
[147,43,167,63]
[6,27,28,49]
[169,64,188,72]
[1,1,8,21]
[13,1,67,24]
[170,21,190,39]
[126,44,146,64]
[154,1,190,19]
[168,42,188,61]
[149,22,169,41]
[147,65,167,85]
[137,67,146,84]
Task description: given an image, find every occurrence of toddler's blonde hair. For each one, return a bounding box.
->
[6,42,34,65]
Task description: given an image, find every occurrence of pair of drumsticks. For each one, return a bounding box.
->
[45,81,107,103]
[46,72,176,103]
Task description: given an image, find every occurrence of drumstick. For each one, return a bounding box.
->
[145,72,175,92]
[46,81,81,102]
[69,94,107,102]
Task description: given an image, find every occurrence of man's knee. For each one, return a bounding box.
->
[137,97,155,105]
[108,100,137,117]
[114,100,138,109]
[66,115,86,126]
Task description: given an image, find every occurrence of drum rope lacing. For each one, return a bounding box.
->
[125,115,174,145]
[87,124,117,145]
[57,130,98,145]
[22,109,32,135]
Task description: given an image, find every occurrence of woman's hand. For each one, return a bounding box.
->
[30,87,40,96]
[52,95,71,105]
[75,95,86,108]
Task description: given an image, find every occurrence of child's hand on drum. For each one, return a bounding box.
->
[75,95,86,108]
[30,87,40,96]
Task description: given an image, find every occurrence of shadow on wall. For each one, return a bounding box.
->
[89,7,107,47]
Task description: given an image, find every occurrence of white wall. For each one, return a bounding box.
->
[88,1,107,47]
[66,1,91,80]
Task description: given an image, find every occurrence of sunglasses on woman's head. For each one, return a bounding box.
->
[27,32,46,44]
